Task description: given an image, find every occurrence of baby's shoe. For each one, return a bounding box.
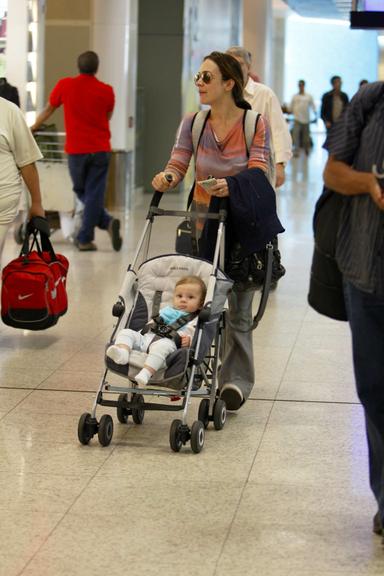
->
[106,345,129,365]
[135,368,152,387]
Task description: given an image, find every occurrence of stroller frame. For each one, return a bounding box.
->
[78,192,231,453]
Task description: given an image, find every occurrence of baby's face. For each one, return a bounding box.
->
[173,283,202,313]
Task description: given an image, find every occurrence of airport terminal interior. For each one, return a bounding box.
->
[1,1,384,575]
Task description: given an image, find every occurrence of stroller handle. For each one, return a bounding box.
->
[150,191,164,208]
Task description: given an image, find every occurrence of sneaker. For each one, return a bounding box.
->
[220,383,244,411]
[108,218,122,252]
[373,511,383,535]
[77,241,97,251]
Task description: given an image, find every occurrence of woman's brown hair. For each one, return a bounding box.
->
[203,51,251,110]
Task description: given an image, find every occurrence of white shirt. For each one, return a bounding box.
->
[244,77,292,165]
[290,93,316,124]
[0,97,42,224]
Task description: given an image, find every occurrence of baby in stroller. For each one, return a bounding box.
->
[106,275,206,387]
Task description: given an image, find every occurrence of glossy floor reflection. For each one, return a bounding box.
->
[0,135,383,576]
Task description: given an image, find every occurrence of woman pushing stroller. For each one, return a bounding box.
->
[152,51,283,411]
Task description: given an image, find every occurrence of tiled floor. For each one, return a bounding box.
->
[1,135,383,576]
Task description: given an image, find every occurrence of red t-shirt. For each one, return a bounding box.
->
[49,74,115,154]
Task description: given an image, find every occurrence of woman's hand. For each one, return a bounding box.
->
[151,171,178,192]
[208,178,229,197]
[180,334,191,347]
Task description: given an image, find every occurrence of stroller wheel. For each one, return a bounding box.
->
[117,394,129,424]
[198,399,210,429]
[213,398,227,430]
[131,393,145,425]
[78,412,94,445]
[169,419,183,452]
[190,420,205,454]
[98,414,114,446]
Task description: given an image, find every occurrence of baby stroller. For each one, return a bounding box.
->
[78,192,234,453]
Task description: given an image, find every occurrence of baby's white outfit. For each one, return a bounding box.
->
[107,306,197,385]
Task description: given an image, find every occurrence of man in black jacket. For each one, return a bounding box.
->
[321,76,349,132]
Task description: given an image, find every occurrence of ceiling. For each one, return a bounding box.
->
[279,0,352,20]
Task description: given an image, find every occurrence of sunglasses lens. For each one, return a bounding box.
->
[194,72,212,84]
[202,72,211,83]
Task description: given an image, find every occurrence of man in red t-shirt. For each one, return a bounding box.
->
[32,51,122,251]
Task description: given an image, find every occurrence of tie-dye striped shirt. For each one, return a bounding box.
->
[165,111,270,207]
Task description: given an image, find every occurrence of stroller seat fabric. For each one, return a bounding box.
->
[106,254,219,390]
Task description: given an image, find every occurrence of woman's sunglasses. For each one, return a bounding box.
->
[194,71,215,84]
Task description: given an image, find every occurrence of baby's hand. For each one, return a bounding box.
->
[180,335,191,347]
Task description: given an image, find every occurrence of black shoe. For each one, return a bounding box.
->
[373,511,383,535]
[220,383,243,411]
[108,218,122,251]
[77,241,97,251]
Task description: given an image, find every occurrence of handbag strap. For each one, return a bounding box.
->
[251,243,274,330]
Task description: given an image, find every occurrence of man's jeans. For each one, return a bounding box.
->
[292,120,311,153]
[344,281,384,525]
[68,152,111,244]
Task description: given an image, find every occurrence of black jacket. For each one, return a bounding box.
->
[321,89,349,126]
[200,168,284,262]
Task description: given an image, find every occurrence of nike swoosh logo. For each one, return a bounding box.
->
[18,293,33,301]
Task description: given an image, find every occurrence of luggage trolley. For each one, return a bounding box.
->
[14,129,78,244]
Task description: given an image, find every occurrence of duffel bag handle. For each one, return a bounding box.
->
[27,216,51,237]
[21,217,58,261]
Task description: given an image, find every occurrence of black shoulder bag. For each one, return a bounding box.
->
[307,188,347,321]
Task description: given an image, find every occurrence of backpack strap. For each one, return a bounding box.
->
[243,110,260,156]
[191,109,210,157]
[243,109,276,184]
[185,110,211,212]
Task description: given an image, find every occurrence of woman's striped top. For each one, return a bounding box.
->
[165,111,270,207]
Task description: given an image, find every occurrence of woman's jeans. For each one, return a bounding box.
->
[219,288,255,402]
[68,152,111,244]
[344,280,384,524]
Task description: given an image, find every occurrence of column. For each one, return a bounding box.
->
[92,0,138,153]
[242,0,273,85]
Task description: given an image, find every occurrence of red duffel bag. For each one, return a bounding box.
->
[1,217,69,330]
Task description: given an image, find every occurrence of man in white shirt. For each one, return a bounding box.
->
[227,46,292,188]
[289,79,316,157]
[0,97,44,262]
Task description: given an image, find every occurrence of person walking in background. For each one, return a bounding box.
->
[0,97,44,263]
[32,51,122,252]
[289,79,316,157]
[226,46,292,188]
[323,81,384,546]
[320,75,349,133]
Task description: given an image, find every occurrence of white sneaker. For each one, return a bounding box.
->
[220,383,244,411]
[106,345,129,365]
